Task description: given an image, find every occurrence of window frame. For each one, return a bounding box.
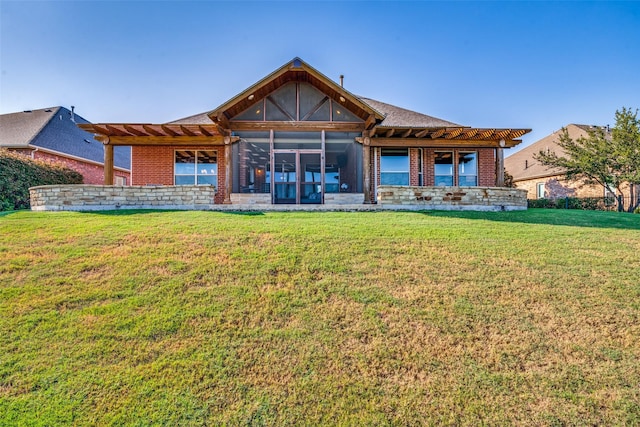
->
[434,151,454,186]
[457,151,478,186]
[174,150,218,187]
[380,148,410,186]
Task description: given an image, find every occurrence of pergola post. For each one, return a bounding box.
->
[104,140,114,185]
[223,137,233,204]
[362,135,371,204]
[496,145,505,187]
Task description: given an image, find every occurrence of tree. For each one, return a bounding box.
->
[535,107,640,212]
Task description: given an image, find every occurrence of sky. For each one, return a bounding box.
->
[1,0,639,153]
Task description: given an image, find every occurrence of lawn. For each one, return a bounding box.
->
[1,209,639,426]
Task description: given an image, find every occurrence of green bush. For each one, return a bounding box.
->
[0,149,83,211]
[528,197,617,211]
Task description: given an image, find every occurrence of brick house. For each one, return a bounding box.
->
[504,124,613,200]
[79,58,530,207]
[0,107,130,185]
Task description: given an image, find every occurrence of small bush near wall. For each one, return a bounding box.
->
[528,197,617,211]
[0,149,83,211]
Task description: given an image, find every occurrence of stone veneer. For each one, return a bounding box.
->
[30,185,216,211]
[29,185,527,211]
[376,185,527,211]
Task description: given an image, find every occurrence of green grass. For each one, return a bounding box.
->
[1,209,639,426]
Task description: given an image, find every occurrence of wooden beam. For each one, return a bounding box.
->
[362,142,371,204]
[444,128,464,139]
[142,125,164,136]
[161,125,180,137]
[104,143,114,185]
[430,128,445,138]
[228,121,364,132]
[224,138,232,204]
[496,147,505,186]
[199,125,215,137]
[179,125,197,137]
[385,129,395,138]
[106,135,228,146]
[369,138,509,148]
[123,124,146,136]
[365,114,377,130]
[401,129,413,138]
[415,129,429,138]
[462,129,478,139]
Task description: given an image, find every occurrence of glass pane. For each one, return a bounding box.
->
[332,102,362,122]
[435,176,453,186]
[381,155,409,172]
[326,132,361,193]
[458,176,477,186]
[299,83,327,119]
[274,184,296,203]
[197,175,217,186]
[233,100,264,121]
[301,184,322,204]
[175,150,196,175]
[458,152,477,175]
[266,98,291,121]
[234,133,270,194]
[197,151,217,176]
[381,173,409,186]
[175,175,195,185]
[308,102,331,121]
[269,83,297,120]
[274,132,321,149]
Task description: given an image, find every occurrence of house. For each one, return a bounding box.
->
[0,106,130,185]
[504,124,612,199]
[70,58,530,209]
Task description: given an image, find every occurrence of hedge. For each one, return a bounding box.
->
[0,149,83,211]
[528,197,618,211]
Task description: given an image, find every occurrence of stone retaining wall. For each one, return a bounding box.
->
[30,185,216,211]
[377,185,527,211]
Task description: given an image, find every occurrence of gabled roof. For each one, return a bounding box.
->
[505,124,602,181]
[207,57,384,126]
[0,107,59,148]
[0,107,130,170]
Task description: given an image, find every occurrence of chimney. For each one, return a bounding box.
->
[70,106,76,123]
[339,74,344,88]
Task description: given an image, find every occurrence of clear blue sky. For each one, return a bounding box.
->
[1,1,639,152]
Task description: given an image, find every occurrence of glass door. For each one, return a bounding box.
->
[273,152,297,204]
[272,151,323,204]
[300,152,322,204]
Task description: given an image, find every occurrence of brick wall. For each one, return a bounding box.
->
[132,146,226,204]
[516,176,607,199]
[9,148,130,185]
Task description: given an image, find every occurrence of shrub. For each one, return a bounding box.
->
[528,197,617,211]
[0,149,83,211]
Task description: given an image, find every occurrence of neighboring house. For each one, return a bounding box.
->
[505,124,612,199]
[0,107,130,185]
[79,58,530,206]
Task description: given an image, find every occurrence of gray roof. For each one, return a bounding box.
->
[0,107,130,170]
[358,97,462,128]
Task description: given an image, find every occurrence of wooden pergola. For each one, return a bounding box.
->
[78,123,239,203]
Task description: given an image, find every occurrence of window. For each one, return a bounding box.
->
[458,152,477,186]
[115,176,127,186]
[434,152,453,186]
[175,150,217,186]
[536,183,545,199]
[380,148,409,185]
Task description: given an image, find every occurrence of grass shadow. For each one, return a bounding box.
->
[419,209,640,230]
